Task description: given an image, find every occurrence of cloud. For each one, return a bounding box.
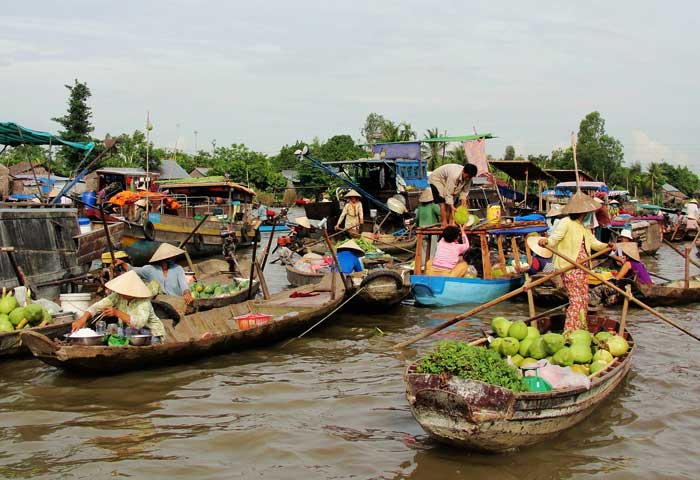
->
[627,130,691,168]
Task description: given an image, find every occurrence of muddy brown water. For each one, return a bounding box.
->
[2,237,700,479]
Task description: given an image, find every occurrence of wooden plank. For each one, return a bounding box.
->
[496,236,506,272]
[480,233,492,279]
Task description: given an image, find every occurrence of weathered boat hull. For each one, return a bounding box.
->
[410,275,524,307]
[0,318,73,358]
[635,280,700,306]
[405,316,634,452]
[21,275,345,374]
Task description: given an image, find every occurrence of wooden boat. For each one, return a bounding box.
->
[404,314,634,452]
[635,278,700,306]
[610,219,662,256]
[0,313,74,358]
[286,265,323,287]
[20,274,346,374]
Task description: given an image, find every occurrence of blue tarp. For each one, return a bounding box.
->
[372,142,421,160]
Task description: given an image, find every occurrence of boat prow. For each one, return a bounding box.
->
[410,275,524,307]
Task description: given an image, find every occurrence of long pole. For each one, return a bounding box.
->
[260,215,278,270]
[246,230,259,300]
[663,238,700,270]
[393,248,611,349]
[544,245,700,343]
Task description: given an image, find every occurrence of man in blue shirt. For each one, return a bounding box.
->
[334,239,364,274]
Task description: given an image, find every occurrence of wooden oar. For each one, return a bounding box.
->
[544,245,700,343]
[393,248,612,349]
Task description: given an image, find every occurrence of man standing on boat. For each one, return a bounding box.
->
[428,163,477,227]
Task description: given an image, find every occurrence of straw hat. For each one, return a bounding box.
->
[149,243,186,263]
[545,204,564,218]
[419,188,434,203]
[619,229,633,240]
[302,252,323,261]
[689,199,698,204]
[609,199,620,205]
[105,270,152,298]
[527,235,553,259]
[344,189,362,199]
[101,250,129,264]
[617,242,640,262]
[336,239,365,256]
[561,191,600,215]
[295,216,311,229]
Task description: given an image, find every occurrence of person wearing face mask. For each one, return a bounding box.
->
[538,192,611,331]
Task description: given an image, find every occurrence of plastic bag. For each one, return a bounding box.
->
[107,335,129,347]
[534,360,591,390]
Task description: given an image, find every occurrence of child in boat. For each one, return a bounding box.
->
[425,225,470,277]
[524,234,554,274]
[415,188,441,227]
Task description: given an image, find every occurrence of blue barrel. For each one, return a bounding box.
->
[81,191,97,207]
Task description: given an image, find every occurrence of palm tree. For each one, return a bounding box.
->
[646,162,666,203]
[447,144,467,164]
[422,127,447,170]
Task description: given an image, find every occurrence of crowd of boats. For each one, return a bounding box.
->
[2,123,700,453]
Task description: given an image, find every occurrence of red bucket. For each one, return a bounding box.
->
[235,313,272,331]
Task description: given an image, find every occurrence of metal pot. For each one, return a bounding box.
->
[65,334,104,346]
[127,335,152,346]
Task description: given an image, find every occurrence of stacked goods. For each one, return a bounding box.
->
[190,280,250,300]
[0,289,53,333]
[488,316,630,376]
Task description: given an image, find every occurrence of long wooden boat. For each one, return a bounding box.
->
[635,278,700,306]
[404,314,634,452]
[20,274,346,374]
[0,313,74,358]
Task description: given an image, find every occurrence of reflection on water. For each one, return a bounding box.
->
[2,233,700,479]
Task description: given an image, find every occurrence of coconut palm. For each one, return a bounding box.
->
[446,144,467,164]
[422,127,447,171]
[380,121,416,142]
[646,162,666,203]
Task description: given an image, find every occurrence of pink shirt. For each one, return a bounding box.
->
[432,233,470,269]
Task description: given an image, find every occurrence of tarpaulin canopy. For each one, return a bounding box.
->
[489,161,553,181]
[0,122,94,155]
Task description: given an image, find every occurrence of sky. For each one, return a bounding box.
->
[2,0,699,170]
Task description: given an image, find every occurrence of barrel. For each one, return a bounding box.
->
[487,205,502,224]
[81,191,97,207]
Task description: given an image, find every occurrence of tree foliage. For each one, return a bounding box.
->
[52,79,94,172]
[576,112,624,184]
[1,145,49,167]
[101,130,161,170]
[423,127,448,171]
[361,113,416,143]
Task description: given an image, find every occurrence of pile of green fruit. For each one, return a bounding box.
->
[337,238,378,253]
[0,290,53,333]
[417,340,527,392]
[190,280,250,300]
[489,316,629,377]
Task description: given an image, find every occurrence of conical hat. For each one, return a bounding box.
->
[526,235,553,258]
[689,199,698,204]
[419,187,434,203]
[302,252,323,260]
[609,199,620,205]
[619,229,633,240]
[105,270,152,298]
[344,189,362,198]
[562,191,600,215]
[336,239,365,256]
[545,204,564,218]
[295,216,311,229]
[149,243,186,263]
[617,242,640,262]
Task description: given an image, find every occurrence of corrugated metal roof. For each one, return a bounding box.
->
[158,160,190,180]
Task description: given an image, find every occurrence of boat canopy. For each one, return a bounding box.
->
[0,122,94,156]
[158,176,256,196]
[555,181,608,192]
[489,161,553,181]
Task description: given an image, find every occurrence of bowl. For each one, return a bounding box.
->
[65,334,104,346]
[128,335,152,346]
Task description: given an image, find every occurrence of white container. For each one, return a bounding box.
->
[78,217,92,234]
[59,293,92,315]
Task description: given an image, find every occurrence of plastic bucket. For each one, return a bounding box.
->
[59,293,92,315]
[81,191,97,207]
[487,205,502,224]
[78,217,92,234]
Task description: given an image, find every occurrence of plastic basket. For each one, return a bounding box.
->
[235,313,272,331]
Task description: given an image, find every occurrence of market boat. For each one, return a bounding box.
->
[410,221,547,307]
[635,278,700,307]
[0,313,74,358]
[20,273,346,374]
[404,314,634,452]
[307,233,417,257]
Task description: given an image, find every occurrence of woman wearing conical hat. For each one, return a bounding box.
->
[335,189,364,234]
[538,192,610,331]
[114,243,193,304]
[334,239,365,274]
[71,270,166,340]
[612,242,652,285]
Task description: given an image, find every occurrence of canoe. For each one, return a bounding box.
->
[20,274,346,374]
[286,265,410,308]
[404,314,634,452]
[635,278,700,306]
[410,274,524,307]
[0,313,74,358]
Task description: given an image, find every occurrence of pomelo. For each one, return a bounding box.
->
[552,346,574,366]
[500,337,520,356]
[519,337,533,357]
[590,360,608,374]
[528,337,547,359]
[593,349,613,364]
[508,320,528,341]
[543,332,565,355]
[569,329,592,346]
[571,342,593,364]
[605,335,629,357]
[0,294,18,315]
[491,317,512,338]
[526,326,540,339]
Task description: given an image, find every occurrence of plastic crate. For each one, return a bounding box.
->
[235,313,272,331]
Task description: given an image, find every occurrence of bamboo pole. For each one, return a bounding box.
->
[393,248,612,349]
[323,228,348,296]
[685,246,691,289]
[525,273,536,321]
[544,245,700,343]
[619,284,631,336]
[663,238,700,270]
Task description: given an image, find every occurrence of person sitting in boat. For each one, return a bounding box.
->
[333,240,364,274]
[538,193,611,331]
[523,235,554,274]
[428,162,477,227]
[612,242,652,285]
[292,216,314,240]
[425,225,470,277]
[415,187,442,227]
[71,270,166,342]
[113,243,193,305]
[336,190,364,234]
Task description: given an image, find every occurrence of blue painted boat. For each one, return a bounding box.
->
[259,224,291,233]
[410,275,524,307]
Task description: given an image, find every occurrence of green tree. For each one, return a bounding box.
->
[101,130,161,171]
[318,134,365,162]
[380,120,416,142]
[576,111,624,183]
[52,79,94,172]
[1,145,49,167]
[447,145,467,164]
[208,144,286,192]
[504,145,516,161]
[645,162,666,203]
[422,128,447,170]
[361,113,387,143]
[296,137,342,199]
[273,141,307,170]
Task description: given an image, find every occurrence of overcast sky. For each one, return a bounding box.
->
[3,0,699,169]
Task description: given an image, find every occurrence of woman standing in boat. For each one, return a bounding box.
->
[336,190,364,234]
[71,270,166,341]
[539,193,609,330]
[114,243,193,305]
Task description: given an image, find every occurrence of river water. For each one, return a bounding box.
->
[2,235,700,479]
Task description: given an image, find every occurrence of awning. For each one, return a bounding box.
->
[489,161,553,181]
[0,122,94,154]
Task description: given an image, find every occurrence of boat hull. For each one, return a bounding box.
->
[0,318,73,358]
[410,275,524,307]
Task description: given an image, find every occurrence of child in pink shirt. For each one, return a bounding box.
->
[426,225,470,276]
